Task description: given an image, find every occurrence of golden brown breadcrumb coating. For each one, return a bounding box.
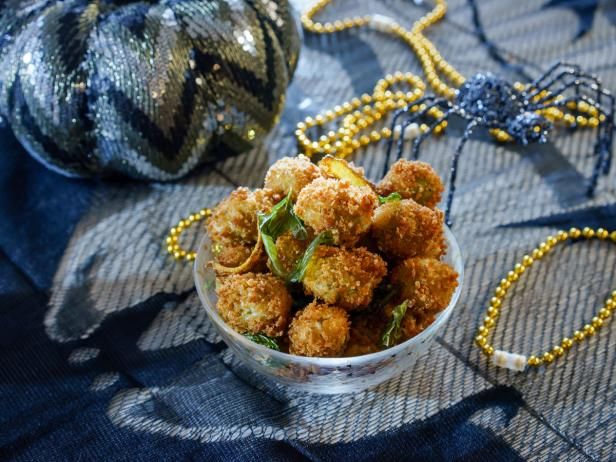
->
[377,160,444,208]
[382,303,435,344]
[215,273,292,337]
[288,302,350,357]
[264,155,322,200]
[371,199,446,260]
[294,177,378,247]
[211,239,254,268]
[302,246,387,310]
[390,257,458,318]
[343,311,386,356]
[269,231,312,274]
[206,187,276,245]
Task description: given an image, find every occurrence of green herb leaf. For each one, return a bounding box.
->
[259,190,308,240]
[258,191,309,279]
[288,231,334,283]
[380,300,409,348]
[244,333,281,351]
[378,192,402,204]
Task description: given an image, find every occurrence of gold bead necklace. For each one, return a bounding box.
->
[476,227,616,371]
[295,0,601,157]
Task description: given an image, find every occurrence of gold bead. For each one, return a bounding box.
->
[607,299,615,309]
[542,352,555,364]
[495,287,506,298]
[483,317,495,328]
[539,242,549,253]
[487,306,499,318]
[610,231,616,242]
[166,245,174,254]
[557,230,568,241]
[561,338,573,349]
[499,279,511,290]
[591,317,603,328]
[582,227,594,238]
[490,297,501,308]
[599,308,611,319]
[611,290,616,299]
[475,335,487,347]
[583,324,595,336]
[514,263,525,275]
[569,227,581,238]
[165,236,173,244]
[177,220,186,228]
[477,326,488,335]
[169,227,178,236]
[522,255,534,267]
[552,346,564,357]
[527,355,542,366]
[573,330,585,341]
[597,228,608,239]
[532,249,544,260]
[482,345,495,356]
[546,236,557,246]
[507,271,518,282]
[173,251,181,259]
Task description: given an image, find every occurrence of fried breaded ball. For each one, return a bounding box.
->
[377,159,444,209]
[390,257,458,318]
[382,303,435,344]
[302,246,387,310]
[264,155,322,200]
[212,239,254,268]
[343,311,386,356]
[269,231,312,274]
[215,273,292,337]
[207,187,276,245]
[371,199,446,260]
[294,177,378,246]
[288,302,350,357]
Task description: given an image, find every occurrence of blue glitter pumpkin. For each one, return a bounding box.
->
[0,0,300,180]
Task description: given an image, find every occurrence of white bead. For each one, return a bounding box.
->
[393,125,402,140]
[492,350,527,372]
[393,123,420,141]
[369,14,397,33]
[405,123,420,140]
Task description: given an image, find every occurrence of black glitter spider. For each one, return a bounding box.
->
[384,62,615,226]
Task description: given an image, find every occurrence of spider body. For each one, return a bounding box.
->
[385,63,615,226]
[456,73,551,145]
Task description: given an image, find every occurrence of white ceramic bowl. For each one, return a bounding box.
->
[194,227,464,394]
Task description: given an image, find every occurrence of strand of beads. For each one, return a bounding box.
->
[476,227,616,371]
[295,72,448,159]
[164,208,212,262]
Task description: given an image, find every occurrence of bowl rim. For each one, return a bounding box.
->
[194,226,464,367]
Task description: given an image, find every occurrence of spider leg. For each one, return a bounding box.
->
[384,96,438,177]
[445,120,478,227]
[383,97,450,176]
[530,75,614,196]
[527,62,582,99]
[410,108,455,160]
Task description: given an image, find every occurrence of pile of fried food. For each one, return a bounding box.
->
[206,155,458,358]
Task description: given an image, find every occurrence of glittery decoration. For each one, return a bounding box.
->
[0,0,300,180]
[386,65,615,226]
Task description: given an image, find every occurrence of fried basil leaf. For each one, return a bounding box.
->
[258,191,309,278]
[380,301,409,348]
[244,333,281,351]
[378,192,402,204]
[258,190,308,240]
[288,231,334,283]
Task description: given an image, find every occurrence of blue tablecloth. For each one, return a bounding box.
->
[1,1,615,460]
